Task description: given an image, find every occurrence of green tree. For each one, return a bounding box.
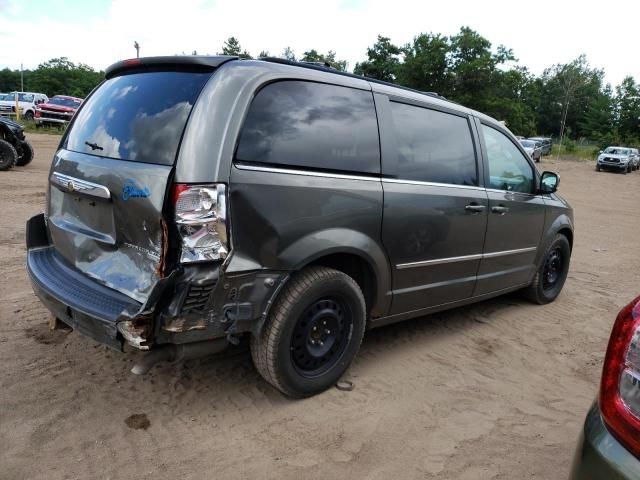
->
[28,58,102,98]
[301,49,347,71]
[537,55,608,140]
[282,46,296,61]
[0,68,26,93]
[448,27,515,112]
[616,76,640,142]
[222,36,242,56]
[353,35,400,82]
[396,33,452,95]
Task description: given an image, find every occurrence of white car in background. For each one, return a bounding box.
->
[0,92,48,120]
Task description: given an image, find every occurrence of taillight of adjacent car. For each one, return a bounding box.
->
[171,184,229,263]
[600,295,640,458]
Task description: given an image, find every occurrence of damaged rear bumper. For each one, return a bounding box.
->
[26,214,288,352]
[26,215,142,350]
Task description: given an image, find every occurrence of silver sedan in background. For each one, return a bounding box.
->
[519,139,542,163]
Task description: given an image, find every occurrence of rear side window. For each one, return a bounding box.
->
[65,71,211,165]
[235,81,380,174]
[389,102,477,186]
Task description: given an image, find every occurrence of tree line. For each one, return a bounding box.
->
[1,28,638,146]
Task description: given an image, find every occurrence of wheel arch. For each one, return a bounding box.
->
[281,228,392,319]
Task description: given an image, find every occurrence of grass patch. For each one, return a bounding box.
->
[3,116,66,135]
[551,143,598,161]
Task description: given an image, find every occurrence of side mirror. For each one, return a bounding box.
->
[540,171,560,194]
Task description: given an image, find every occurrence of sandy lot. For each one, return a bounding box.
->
[1,133,639,479]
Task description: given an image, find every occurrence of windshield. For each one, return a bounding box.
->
[604,147,630,155]
[49,96,82,108]
[520,140,536,148]
[65,70,212,165]
[4,93,34,102]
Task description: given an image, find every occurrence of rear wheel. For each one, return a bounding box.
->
[523,234,571,304]
[251,266,366,398]
[15,140,34,166]
[0,139,17,171]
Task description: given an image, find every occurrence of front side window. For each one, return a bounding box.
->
[482,124,534,193]
[235,81,380,174]
[389,102,477,186]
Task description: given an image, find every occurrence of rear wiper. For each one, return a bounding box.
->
[85,141,103,151]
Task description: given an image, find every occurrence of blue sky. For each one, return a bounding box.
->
[1,0,638,88]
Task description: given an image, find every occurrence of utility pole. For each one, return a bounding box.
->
[20,63,23,91]
[134,41,140,58]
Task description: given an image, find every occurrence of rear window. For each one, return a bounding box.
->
[235,80,380,174]
[65,71,211,165]
[389,102,477,186]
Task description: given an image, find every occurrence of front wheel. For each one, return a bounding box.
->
[595,164,601,172]
[251,266,366,398]
[523,234,571,304]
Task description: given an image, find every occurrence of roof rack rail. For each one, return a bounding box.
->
[259,57,452,104]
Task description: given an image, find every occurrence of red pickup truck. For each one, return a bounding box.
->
[35,95,82,127]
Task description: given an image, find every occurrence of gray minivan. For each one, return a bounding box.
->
[26,56,574,397]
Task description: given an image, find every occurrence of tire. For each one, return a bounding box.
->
[15,140,34,166]
[0,139,17,171]
[23,111,34,120]
[251,266,366,398]
[595,164,600,172]
[523,234,571,305]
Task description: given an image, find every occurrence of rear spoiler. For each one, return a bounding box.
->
[105,55,239,79]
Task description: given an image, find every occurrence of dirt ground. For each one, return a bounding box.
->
[1,133,638,480]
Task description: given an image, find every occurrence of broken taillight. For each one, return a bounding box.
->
[172,184,228,263]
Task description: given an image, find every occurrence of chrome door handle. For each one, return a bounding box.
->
[491,205,509,215]
[465,203,486,213]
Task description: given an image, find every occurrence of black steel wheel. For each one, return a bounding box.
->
[290,297,352,378]
[542,247,563,292]
[251,266,366,398]
[523,234,571,304]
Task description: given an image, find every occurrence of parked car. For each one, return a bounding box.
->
[0,116,34,170]
[35,95,82,127]
[528,137,553,156]
[25,56,574,397]
[569,295,640,479]
[596,146,635,174]
[519,139,542,163]
[0,92,48,119]
[630,148,640,171]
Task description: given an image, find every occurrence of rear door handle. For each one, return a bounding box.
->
[465,203,486,213]
[491,205,509,215]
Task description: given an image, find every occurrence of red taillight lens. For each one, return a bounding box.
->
[600,295,640,458]
[171,184,228,263]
